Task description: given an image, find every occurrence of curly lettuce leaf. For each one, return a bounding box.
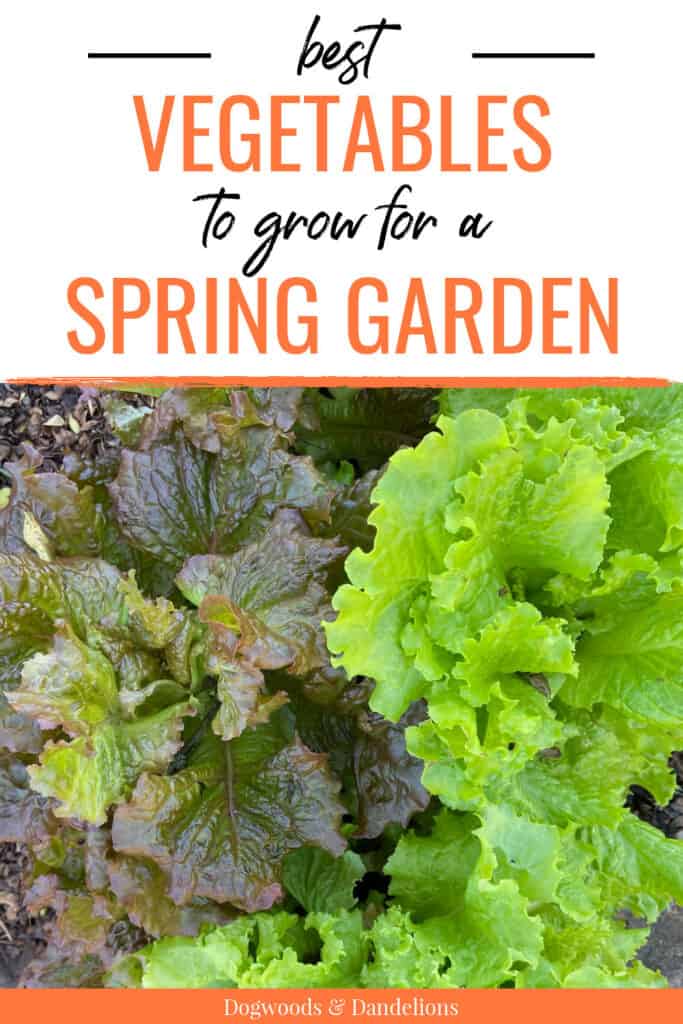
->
[9,627,194,823]
[293,690,429,839]
[0,753,55,843]
[107,854,234,938]
[109,422,332,573]
[0,448,101,558]
[568,591,683,724]
[115,910,366,989]
[111,712,345,912]
[295,388,437,471]
[177,510,344,678]
[282,848,365,913]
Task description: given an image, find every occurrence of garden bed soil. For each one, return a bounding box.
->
[0,844,48,987]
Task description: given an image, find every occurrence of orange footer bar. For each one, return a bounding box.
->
[0,988,681,1023]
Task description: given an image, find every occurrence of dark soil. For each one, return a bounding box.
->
[0,384,153,475]
[0,844,49,987]
[626,754,683,987]
[628,753,683,840]
[639,905,683,987]
[0,382,682,988]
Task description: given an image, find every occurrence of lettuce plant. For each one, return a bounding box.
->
[0,386,432,985]
[326,387,683,987]
[1,385,682,989]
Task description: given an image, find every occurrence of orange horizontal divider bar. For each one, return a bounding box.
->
[1,988,681,1023]
[7,376,671,388]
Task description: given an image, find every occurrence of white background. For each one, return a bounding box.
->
[1,0,681,381]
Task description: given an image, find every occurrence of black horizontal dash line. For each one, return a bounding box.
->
[88,52,212,59]
[472,52,595,59]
